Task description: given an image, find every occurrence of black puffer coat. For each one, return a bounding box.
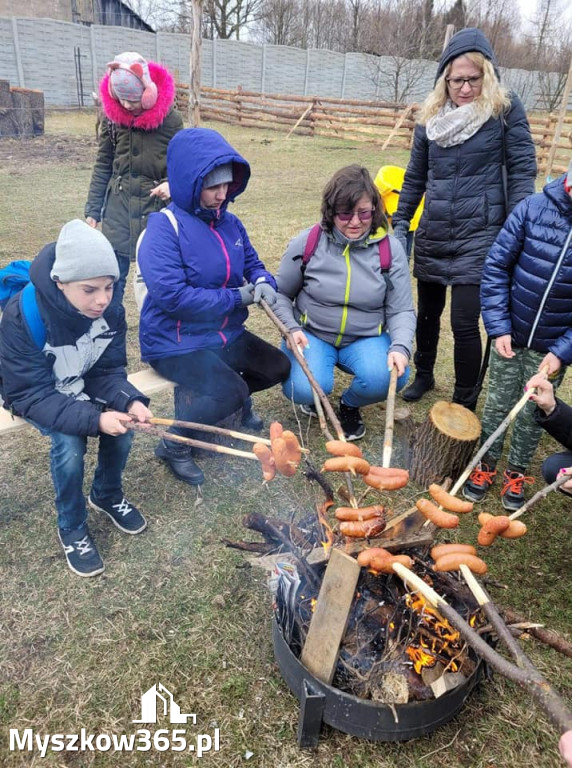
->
[392,29,537,286]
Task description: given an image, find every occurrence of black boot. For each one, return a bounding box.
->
[154,440,204,485]
[339,399,366,441]
[401,374,435,402]
[452,385,478,412]
[241,396,264,431]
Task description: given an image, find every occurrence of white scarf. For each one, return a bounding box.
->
[426,100,492,148]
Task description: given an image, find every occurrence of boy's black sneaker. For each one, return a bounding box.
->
[58,526,104,578]
[462,461,497,502]
[501,469,534,511]
[339,399,366,441]
[88,495,147,534]
[299,404,318,417]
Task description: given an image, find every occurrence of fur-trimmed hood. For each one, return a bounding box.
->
[99,61,176,131]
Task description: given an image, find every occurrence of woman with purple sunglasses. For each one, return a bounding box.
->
[274,164,415,441]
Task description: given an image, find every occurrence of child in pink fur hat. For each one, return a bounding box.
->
[85,51,183,302]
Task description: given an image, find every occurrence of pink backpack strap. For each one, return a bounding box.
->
[378,236,391,271]
[302,224,323,266]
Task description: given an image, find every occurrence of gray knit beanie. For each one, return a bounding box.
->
[51,220,120,283]
[203,162,233,189]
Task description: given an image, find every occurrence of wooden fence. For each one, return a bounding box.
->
[176,85,572,177]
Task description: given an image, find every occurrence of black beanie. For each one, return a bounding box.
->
[436,27,499,83]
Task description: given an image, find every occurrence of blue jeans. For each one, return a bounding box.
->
[32,422,133,532]
[281,332,409,408]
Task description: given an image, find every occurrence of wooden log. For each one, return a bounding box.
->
[300,548,360,685]
[0,79,18,136]
[27,88,44,135]
[10,87,34,136]
[409,401,481,488]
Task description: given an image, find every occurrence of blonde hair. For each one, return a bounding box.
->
[418,53,510,125]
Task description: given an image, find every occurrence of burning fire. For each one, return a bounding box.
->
[316,500,335,554]
[404,592,463,675]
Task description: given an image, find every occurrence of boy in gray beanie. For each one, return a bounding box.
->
[0,220,153,577]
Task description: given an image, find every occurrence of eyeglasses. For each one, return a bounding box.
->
[335,209,374,222]
[446,75,483,91]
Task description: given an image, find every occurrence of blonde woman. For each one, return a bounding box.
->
[393,28,536,410]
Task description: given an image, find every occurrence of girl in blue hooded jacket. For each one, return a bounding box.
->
[137,127,290,486]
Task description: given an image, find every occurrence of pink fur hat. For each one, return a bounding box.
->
[107,51,158,110]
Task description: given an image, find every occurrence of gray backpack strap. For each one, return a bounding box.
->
[133,209,178,311]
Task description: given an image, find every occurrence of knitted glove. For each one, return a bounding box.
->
[253,281,277,306]
[237,283,255,306]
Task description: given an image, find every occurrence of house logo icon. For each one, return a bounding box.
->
[133,684,196,725]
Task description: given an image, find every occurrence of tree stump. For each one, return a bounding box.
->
[409,401,481,488]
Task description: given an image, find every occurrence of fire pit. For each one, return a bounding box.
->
[272,555,487,746]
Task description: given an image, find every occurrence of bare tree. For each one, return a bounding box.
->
[201,0,264,38]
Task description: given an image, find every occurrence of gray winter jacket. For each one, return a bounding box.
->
[274,226,415,356]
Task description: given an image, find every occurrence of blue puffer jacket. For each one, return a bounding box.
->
[392,28,537,286]
[481,175,572,365]
[138,128,276,361]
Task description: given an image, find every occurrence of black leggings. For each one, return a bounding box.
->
[150,331,291,433]
[414,281,482,391]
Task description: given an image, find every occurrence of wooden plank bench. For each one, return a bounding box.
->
[0,368,174,436]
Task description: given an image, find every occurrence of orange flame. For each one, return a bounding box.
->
[316,500,335,553]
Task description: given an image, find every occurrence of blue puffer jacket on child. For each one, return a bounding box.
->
[481,174,572,365]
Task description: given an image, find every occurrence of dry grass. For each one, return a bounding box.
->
[0,111,571,767]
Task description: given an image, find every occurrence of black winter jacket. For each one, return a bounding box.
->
[0,245,147,436]
[481,175,572,365]
[393,97,536,285]
[534,399,572,451]
[393,27,537,286]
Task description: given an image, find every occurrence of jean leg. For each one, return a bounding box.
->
[50,432,89,531]
[338,334,410,408]
[91,431,133,503]
[280,332,337,405]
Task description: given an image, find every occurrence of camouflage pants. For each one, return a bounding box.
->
[481,346,565,470]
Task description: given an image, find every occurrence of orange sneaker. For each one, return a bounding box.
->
[462,461,497,502]
[501,469,534,511]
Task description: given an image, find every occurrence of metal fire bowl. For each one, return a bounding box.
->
[272,619,484,744]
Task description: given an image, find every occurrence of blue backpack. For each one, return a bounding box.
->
[0,260,46,348]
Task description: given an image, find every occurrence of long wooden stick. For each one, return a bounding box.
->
[508,471,572,520]
[450,367,549,496]
[148,416,309,452]
[382,366,398,469]
[129,422,258,460]
[259,299,345,441]
[149,417,272,446]
[392,562,572,734]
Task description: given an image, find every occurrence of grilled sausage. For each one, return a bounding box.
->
[281,430,302,467]
[339,517,386,538]
[430,543,477,560]
[428,484,474,514]
[335,505,385,522]
[325,440,363,458]
[369,554,414,573]
[253,443,276,482]
[477,515,510,546]
[415,498,459,529]
[357,546,392,566]
[478,512,526,540]
[322,456,371,476]
[269,422,283,441]
[433,553,488,574]
[272,436,297,477]
[363,468,409,490]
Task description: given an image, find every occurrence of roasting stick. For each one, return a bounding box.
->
[259,299,345,441]
[508,470,572,520]
[382,366,399,469]
[259,299,358,507]
[392,562,572,734]
[449,365,550,497]
[147,416,309,452]
[128,422,258,460]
